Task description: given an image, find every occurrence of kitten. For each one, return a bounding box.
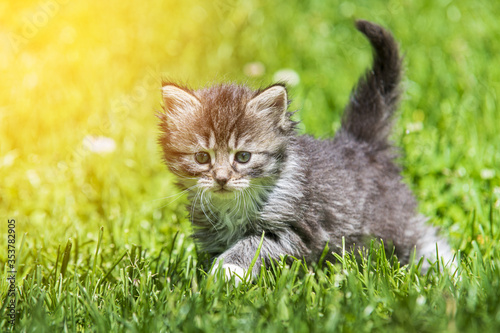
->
[157,20,453,281]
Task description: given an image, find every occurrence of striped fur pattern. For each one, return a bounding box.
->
[157,20,453,278]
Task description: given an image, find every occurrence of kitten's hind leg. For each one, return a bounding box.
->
[413,220,455,273]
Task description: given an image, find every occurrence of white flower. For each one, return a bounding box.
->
[405,122,423,134]
[480,168,495,180]
[273,68,300,86]
[83,135,116,154]
[243,62,265,77]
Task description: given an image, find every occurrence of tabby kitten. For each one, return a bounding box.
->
[157,20,453,280]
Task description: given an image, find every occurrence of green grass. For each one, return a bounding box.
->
[1,0,500,331]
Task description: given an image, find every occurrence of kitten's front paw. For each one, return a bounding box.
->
[211,263,247,285]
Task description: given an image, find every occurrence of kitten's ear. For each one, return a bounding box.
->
[247,85,289,129]
[162,85,201,116]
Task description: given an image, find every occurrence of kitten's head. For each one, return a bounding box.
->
[158,83,296,198]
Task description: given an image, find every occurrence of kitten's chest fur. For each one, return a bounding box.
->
[189,185,268,253]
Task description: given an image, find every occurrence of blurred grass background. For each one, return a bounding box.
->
[1,0,499,331]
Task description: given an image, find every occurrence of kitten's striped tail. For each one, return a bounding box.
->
[341,20,403,147]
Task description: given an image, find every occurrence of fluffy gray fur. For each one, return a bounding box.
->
[157,20,453,279]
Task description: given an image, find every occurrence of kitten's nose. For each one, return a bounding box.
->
[213,169,231,187]
[215,176,229,187]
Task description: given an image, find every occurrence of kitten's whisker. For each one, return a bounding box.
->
[193,188,219,233]
[246,186,261,209]
[202,191,219,220]
[169,170,198,180]
[227,191,242,217]
[249,182,273,187]
[249,183,274,190]
[158,195,184,209]
[200,189,219,231]
[158,188,195,209]
[150,184,198,204]
[190,188,202,226]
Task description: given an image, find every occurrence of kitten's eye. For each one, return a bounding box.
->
[195,152,210,164]
[235,151,251,163]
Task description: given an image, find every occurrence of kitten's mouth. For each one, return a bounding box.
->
[213,187,234,196]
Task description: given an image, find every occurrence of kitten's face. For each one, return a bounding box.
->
[158,84,295,199]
